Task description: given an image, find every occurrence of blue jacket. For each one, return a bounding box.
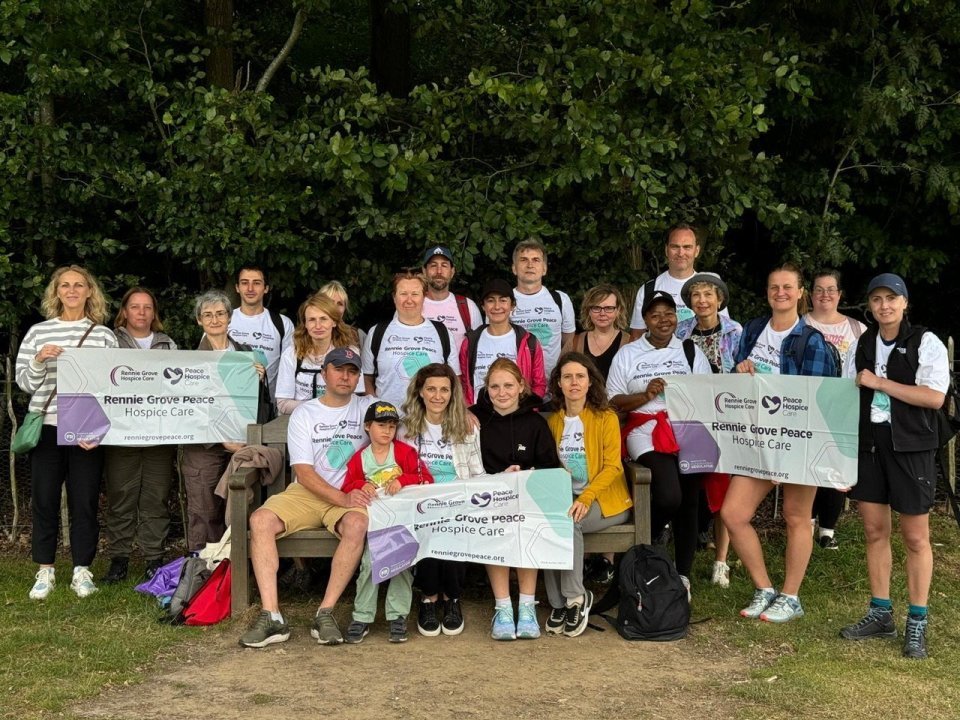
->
[735,316,837,377]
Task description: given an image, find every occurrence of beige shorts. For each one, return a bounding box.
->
[261,482,366,538]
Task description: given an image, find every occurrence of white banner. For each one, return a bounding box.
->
[665,374,859,488]
[56,348,260,445]
[367,469,574,583]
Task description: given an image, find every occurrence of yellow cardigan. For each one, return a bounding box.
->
[548,407,632,518]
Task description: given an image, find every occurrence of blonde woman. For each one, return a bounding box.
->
[564,284,630,380]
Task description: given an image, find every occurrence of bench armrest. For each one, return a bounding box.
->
[624,461,652,545]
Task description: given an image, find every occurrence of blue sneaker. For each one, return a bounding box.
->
[516,601,541,639]
[491,604,516,641]
[740,588,777,619]
[760,594,805,623]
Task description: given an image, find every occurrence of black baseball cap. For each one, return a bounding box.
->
[641,289,678,316]
[480,278,515,302]
[364,402,400,423]
[866,273,908,299]
[422,245,455,265]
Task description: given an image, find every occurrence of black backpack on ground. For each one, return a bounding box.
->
[612,544,689,641]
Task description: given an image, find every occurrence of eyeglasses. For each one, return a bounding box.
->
[812,287,839,296]
[589,305,618,314]
[200,310,229,321]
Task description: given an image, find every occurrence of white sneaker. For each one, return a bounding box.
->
[29,567,56,600]
[70,566,98,598]
[711,561,731,588]
[679,574,691,603]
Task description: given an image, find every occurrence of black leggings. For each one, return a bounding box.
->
[812,487,845,530]
[637,451,700,577]
[416,558,466,600]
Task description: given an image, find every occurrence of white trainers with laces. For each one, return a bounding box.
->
[29,567,56,600]
[711,561,731,588]
[70,566,98,598]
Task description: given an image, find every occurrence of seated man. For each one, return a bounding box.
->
[239,347,377,648]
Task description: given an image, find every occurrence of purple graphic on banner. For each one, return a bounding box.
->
[367,525,420,584]
[673,420,721,474]
[57,394,111,445]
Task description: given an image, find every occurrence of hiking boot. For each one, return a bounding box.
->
[839,606,896,640]
[902,615,928,659]
[417,599,441,637]
[239,611,290,648]
[310,609,343,645]
[441,598,464,636]
[389,617,408,643]
[70,567,98,598]
[345,620,370,644]
[818,535,839,550]
[740,588,778,619]
[760,594,805,623]
[516,601,541,639]
[545,606,567,635]
[29,567,56,601]
[564,590,593,638]
[491,604,516,641]
[142,558,164,581]
[587,557,615,585]
[711,561,730,588]
[101,557,129,584]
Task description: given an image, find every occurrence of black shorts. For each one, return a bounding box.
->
[850,424,936,515]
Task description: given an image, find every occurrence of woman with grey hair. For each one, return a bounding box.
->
[180,290,266,551]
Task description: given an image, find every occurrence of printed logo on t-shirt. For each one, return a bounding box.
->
[325,438,357,469]
[677,307,694,323]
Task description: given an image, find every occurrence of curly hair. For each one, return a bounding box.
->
[114,287,165,332]
[40,265,110,323]
[401,363,472,444]
[292,293,359,360]
[549,351,610,412]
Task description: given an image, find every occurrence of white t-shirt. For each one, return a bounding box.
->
[287,395,376,490]
[629,270,731,330]
[228,308,294,395]
[804,315,866,365]
[473,328,520,394]
[361,318,461,409]
[275,344,360,403]
[558,415,588,494]
[607,335,712,458]
[402,422,458,484]
[511,286,575,378]
[843,333,950,424]
[423,294,483,353]
[747,320,799,375]
[134,333,154,350]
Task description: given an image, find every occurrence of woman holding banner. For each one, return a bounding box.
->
[839,273,948,659]
[275,293,359,414]
[101,287,178,584]
[181,290,266,552]
[470,357,561,641]
[401,363,485,637]
[722,263,837,623]
[16,265,118,600]
[544,351,631,637]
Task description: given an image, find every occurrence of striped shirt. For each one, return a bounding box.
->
[16,319,118,424]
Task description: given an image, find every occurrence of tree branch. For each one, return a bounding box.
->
[256,9,306,94]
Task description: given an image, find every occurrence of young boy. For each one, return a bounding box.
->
[341,401,433,643]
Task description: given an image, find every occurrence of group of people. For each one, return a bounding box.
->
[15,226,950,660]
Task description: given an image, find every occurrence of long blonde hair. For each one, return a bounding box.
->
[402,363,472,444]
[293,293,359,360]
[41,265,109,323]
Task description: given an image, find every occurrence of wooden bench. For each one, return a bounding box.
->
[229,414,652,614]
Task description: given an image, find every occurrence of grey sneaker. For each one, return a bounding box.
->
[345,620,370,644]
[310,609,343,645]
[389,617,408,643]
[29,567,56,600]
[839,606,897,640]
[902,615,928,659]
[239,612,290,648]
[545,606,567,635]
[760,594,805,623]
[70,566,98,598]
[740,588,778,619]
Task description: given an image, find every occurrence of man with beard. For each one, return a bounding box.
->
[421,246,482,351]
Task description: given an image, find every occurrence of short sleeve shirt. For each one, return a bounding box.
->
[287,395,375,490]
[511,286,575,378]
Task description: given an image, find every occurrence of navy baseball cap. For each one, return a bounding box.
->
[641,289,678,316]
[365,401,400,423]
[866,273,908,299]
[325,347,361,369]
[422,245,455,265]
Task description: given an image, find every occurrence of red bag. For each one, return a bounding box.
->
[183,560,231,626]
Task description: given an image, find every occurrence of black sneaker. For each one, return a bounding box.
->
[545,606,567,635]
[441,598,464,636]
[389,617,408,643]
[818,535,839,550]
[839,606,897,640]
[345,620,370,644]
[563,590,593,638]
[418,600,441,637]
[100,557,129,584]
[142,558,164,581]
[902,615,928,659]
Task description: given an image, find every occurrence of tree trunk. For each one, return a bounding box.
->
[369,0,411,96]
[205,0,234,90]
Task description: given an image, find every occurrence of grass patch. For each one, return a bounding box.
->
[689,511,960,720]
[0,557,200,720]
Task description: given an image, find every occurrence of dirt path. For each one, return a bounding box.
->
[71,600,751,720]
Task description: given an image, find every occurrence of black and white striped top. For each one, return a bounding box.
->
[16,319,118,425]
